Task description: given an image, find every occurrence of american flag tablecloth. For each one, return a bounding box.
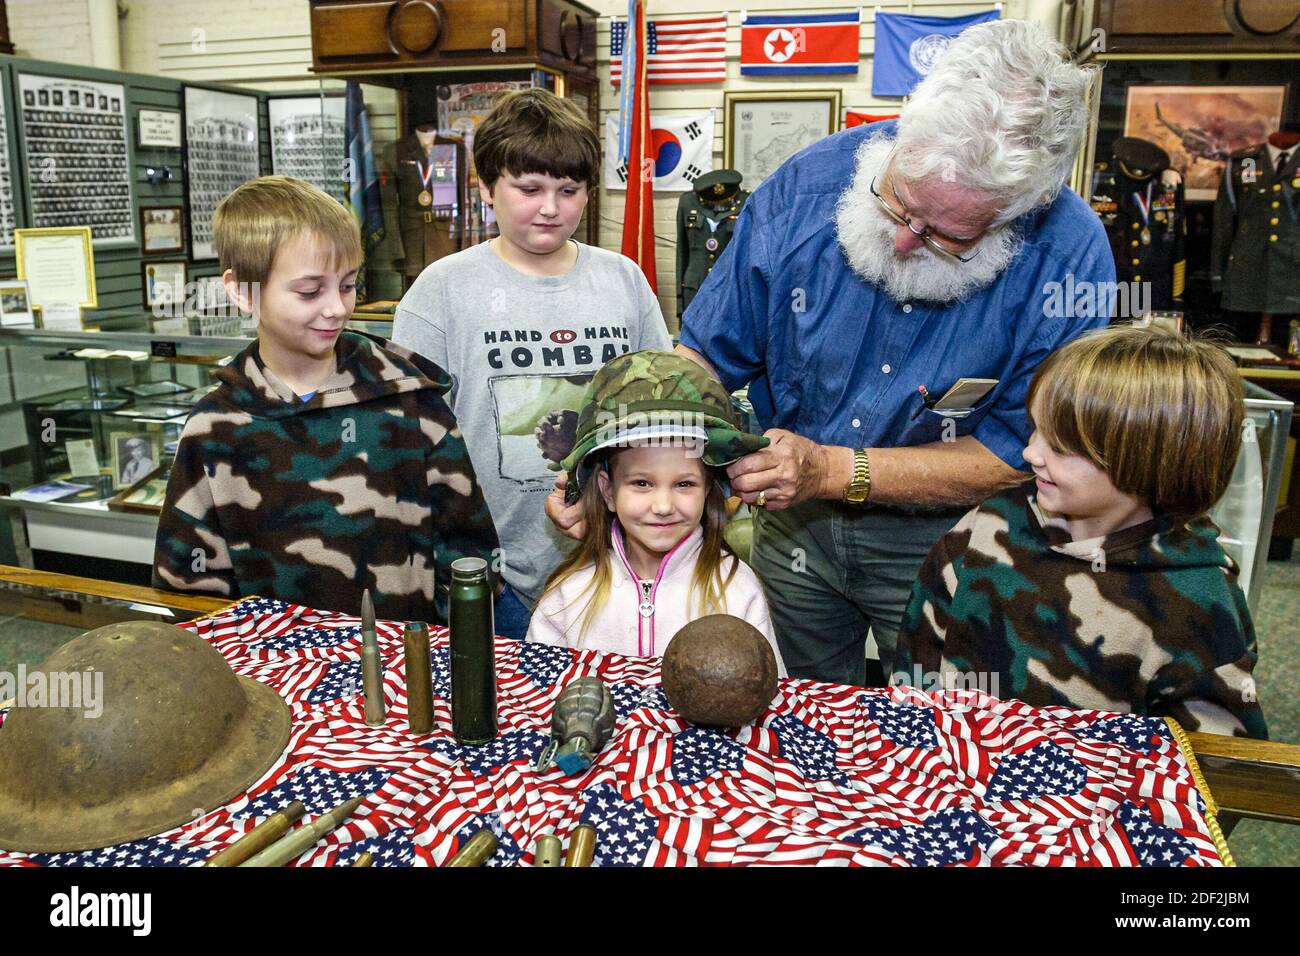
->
[1,598,1230,867]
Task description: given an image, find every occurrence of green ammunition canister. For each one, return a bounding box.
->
[449,557,498,745]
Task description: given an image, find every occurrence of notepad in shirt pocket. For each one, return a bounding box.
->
[930,378,998,418]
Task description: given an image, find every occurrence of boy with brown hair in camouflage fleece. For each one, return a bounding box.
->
[153,176,498,623]
[893,325,1266,738]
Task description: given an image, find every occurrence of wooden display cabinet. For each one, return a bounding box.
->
[1094,0,1300,54]
[309,0,597,76]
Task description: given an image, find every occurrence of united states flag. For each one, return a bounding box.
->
[610,15,727,85]
[0,598,1228,867]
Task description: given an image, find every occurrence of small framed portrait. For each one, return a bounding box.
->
[140,205,184,254]
[69,90,79,107]
[98,95,108,111]
[111,432,160,489]
[142,260,187,310]
[52,90,63,107]
[0,280,36,328]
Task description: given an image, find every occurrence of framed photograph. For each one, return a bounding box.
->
[140,205,184,254]
[268,94,347,204]
[107,464,170,513]
[0,84,15,250]
[14,226,97,315]
[142,260,187,310]
[18,73,135,244]
[111,432,160,490]
[183,86,261,260]
[138,108,182,147]
[0,279,35,328]
[724,90,842,186]
[1123,85,1288,201]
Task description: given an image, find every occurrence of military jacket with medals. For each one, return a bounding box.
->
[391,131,467,277]
[1212,144,1300,314]
[1094,162,1186,310]
[676,187,749,318]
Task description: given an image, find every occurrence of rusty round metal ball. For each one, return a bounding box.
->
[661,615,778,728]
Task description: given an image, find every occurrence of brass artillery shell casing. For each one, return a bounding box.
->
[352,851,375,867]
[445,828,499,867]
[403,622,434,737]
[533,835,563,867]
[239,795,366,867]
[564,825,597,867]
[360,589,386,727]
[204,800,307,867]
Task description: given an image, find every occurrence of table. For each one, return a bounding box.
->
[0,594,1245,867]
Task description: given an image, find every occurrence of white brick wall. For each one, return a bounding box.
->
[121,0,313,81]
[7,0,94,66]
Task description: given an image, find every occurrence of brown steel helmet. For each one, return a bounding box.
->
[0,621,291,852]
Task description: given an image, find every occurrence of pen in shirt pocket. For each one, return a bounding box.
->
[910,384,935,420]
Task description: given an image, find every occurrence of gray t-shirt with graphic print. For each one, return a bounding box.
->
[392,240,671,605]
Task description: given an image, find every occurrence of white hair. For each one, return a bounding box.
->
[893,18,1096,225]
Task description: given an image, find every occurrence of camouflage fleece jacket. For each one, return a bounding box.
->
[153,331,498,624]
[893,484,1266,738]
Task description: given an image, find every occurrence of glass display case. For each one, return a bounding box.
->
[0,324,248,568]
[0,564,232,686]
[1210,380,1293,613]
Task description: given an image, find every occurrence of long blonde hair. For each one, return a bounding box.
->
[541,448,739,646]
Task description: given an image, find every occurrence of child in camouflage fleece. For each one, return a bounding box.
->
[893,325,1266,738]
[153,176,499,623]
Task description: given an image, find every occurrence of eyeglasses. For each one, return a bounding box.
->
[869,172,984,263]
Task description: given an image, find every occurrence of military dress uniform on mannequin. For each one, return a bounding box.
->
[1099,137,1186,313]
[390,113,469,286]
[676,170,749,320]
[1212,131,1300,345]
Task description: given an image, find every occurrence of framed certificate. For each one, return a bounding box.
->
[14,226,97,314]
[142,260,187,310]
[138,108,182,148]
[723,90,842,187]
[140,205,184,254]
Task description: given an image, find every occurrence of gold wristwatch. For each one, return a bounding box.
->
[843,448,871,504]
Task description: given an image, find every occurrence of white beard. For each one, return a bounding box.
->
[834,136,1022,305]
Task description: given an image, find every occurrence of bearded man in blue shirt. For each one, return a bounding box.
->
[549,19,1114,685]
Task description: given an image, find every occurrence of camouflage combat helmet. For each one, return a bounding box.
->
[559,350,768,503]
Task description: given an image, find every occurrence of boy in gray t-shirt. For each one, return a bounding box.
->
[392,90,670,636]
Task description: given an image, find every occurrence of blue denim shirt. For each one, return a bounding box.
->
[679,122,1115,470]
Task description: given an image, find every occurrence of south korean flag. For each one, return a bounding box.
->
[604,111,715,192]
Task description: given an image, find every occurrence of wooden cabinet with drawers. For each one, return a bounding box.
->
[1094,0,1300,54]
[309,0,597,76]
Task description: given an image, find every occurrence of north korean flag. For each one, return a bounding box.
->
[740,11,860,76]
